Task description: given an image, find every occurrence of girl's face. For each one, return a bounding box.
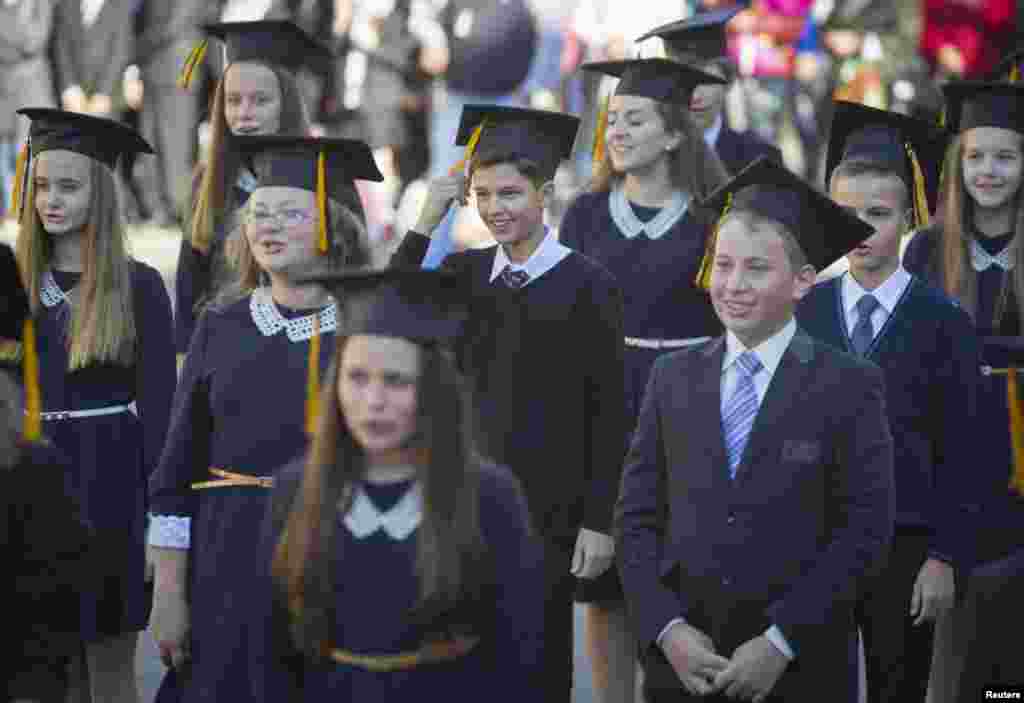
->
[338,335,421,458]
[34,150,93,237]
[245,186,319,277]
[224,62,283,136]
[962,127,1024,212]
[605,94,681,175]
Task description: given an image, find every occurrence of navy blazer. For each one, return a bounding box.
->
[615,329,894,700]
[715,125,784,176]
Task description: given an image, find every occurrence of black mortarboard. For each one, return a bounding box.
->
[179,21,332,88]
[825,100,951,226]
[981,336,1024,496]
[455,105,580,181]
[635,8,740,61]
[580,58,726,105]
[941,81,1024,135]
[17,108,153,171]
[697,156,875,282]
[305,270,470,347]
[0,242,41,441]
[989,47,1024,82]
[235,135,383,254]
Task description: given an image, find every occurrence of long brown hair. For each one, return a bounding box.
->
[935,134,1024,330]
[271,337,486,657]
[190,62,312,254]
[16,158,136,369]
[590,99,730,203]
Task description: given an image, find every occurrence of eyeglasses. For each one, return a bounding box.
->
[247,209,316,227]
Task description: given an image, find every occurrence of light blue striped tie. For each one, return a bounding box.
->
[722,351,763,479]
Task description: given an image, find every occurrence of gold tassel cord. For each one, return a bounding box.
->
[1008,368,1024,496]
[10,142,28,218]
[177,39,209,90]
[22,319,41,442]
[592,94,610,168]
[306,315,322,436]
[938,107,946,129]
[695,193,732,291]
[905,143,931,229]
[1011,64,1021,83]
[317,149,329,254]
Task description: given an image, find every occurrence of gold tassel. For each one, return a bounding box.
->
[10,142,28,220]
[695,193,732,291]
[905,142,931,229]
[22,318,41,442]
[316,149,329,254]
[938,107,946,129]
[1011,64,1021,83]
[592,94,610,167]
[1008,368,1024,496]
[305,315,321,436]
[464,121,486,163]
[177,39,209,90]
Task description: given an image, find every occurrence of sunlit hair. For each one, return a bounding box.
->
[590,98,730,203]
[189,62,312,254]
[0,371,22,468]
[930,132,1024,329]
[271,336,486,657]
[718,208,810,272]
[16,157,136,370]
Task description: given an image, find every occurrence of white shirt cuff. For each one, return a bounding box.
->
[147,513,191,549]
[656,617,687,648]
[766,625,795,660]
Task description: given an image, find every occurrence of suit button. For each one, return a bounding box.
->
[727,514,736,525]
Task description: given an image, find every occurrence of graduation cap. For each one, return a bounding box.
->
[454,105,580,182]
[11,108,154,220]
[179,20,333,89]
[825,101,951,228]
[940,81,1024,135]
[0,243,41,442]
[234,135,383,255]
[981,337,1024,496]
[634,8,741,62]
[695,156,875,287]
[989,46,1024,82]
[580,58,727,105]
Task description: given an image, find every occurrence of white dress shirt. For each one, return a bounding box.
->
[704,114,724,149]
[81,0,104,27]
[489,227,571,287]
[658,319,799,660]
[841,267,911,346]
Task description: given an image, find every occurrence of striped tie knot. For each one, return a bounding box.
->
[736,351,763,378]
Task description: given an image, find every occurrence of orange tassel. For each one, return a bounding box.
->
[178,39,208,90]
[592,94,610,168]
[905,142,930,229]
[305,315,321,436]
[317,149,329,254]
[695,193,732,291]
[1008,368,1024,496]
[10,142,28,219]
[22,318,40,442]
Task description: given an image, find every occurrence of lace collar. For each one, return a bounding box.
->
[40,269,72,309]
[609,185,689,240]
[249,287,338,342]
[343,482,423,541]
[971,238,1014,272]
[237,168,258,194]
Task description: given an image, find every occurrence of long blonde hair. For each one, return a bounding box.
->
[16,158,136,370]
[935,134,1024,330]
[190,62,312,254]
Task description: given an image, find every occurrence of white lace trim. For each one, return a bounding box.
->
[609,185,689,240]
[971,239,1014,272]
[249,287,338,342]
[147,514,191,549]
[40,270,72,309]
[343,482,423,541]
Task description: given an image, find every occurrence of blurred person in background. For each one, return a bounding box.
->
[920,0,1014,85]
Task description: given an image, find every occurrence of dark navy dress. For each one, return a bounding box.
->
[149,290,336,702]
[174,174,254,353]
[904,227,1024,565]
[257,461,545,703]
[36,262,175,641]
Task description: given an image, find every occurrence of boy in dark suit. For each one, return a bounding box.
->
[616,156,894,703]
[390,105,627,703]
[796,101,979,703]
[635,8,783,175]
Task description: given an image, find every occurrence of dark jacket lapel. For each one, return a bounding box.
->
[696,337,732,487]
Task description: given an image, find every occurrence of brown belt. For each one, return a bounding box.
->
[190,468,274,490]
[328,635,480,672]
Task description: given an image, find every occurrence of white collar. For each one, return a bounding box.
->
[723,318,797,379]
[343,482,423,541]
[609,184,690,240]
[249,287,338,342]
[971,237,1014,272]
[489,227,571,285]
[40,269,72,309]
[704,114,724,147]
[842,266,911,317]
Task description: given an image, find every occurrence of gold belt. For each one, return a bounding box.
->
[329,635,480,672]
[190,468,274,490]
